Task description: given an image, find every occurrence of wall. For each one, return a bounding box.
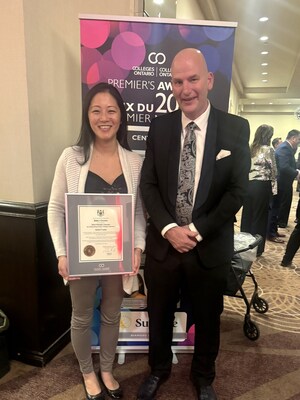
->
[241,113,300,144]
[229,81,240,115]
[0,0,142,204]
[0,1,34,202]
[177,0,205,20]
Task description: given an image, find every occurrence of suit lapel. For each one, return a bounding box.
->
[194,108,218,209]
[167,111,182,206]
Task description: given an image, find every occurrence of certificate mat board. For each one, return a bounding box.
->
[65,193,134,276]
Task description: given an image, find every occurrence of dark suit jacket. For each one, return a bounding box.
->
[275,141,297,189]
[140,106,250,268]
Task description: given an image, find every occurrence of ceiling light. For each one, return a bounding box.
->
[251,102,255,104]
[261,62,268,66]
[153,0,164,4]
[259,17,269,22]
[261,51,269,55]
[260,36,269,41]
[262,72,268,75]
[262,79,268,83]
[269,102,273,105]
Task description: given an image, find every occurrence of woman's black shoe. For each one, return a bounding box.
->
[99,374,123,399]
[82,376,106,400]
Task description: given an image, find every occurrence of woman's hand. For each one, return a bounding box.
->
[132,248,143,275]
[58,256,80,281]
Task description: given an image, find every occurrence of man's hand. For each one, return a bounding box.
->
[165,226,198,253]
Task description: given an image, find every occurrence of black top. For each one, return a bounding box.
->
[85,171,128,194]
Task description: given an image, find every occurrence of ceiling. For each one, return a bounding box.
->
[144,0,300,116]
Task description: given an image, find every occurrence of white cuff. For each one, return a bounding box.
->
[161,223,178,238]
[189,223,202,242]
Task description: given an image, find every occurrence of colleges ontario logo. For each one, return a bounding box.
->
[148,52,166,64]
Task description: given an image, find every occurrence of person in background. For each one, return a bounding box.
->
[240,124,277,255]
[272,137,282,150]
[137,48,250,400]
[275,130,300,228]
[267,136,285,243]
[281,222,300,268]
[48,82,146,400]
[294,152,300,224]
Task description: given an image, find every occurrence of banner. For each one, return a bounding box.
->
[80,15,237,356]
[91,270,195,355]
[80,15,237,152]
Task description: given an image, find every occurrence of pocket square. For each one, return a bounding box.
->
[216,149,231,160]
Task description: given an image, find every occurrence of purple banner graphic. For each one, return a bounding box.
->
[80,15,236,152]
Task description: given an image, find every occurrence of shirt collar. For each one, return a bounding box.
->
[181,101,211,131]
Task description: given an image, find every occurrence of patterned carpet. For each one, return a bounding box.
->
[0,197,299,400]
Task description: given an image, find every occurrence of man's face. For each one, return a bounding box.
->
[291,135,300,149]
[171,53,214,120]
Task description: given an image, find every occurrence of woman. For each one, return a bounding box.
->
[241,124,277,256]
[48,83,146,400]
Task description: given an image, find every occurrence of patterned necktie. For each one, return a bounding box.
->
[176,122,197,226]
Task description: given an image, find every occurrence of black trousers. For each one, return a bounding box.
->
[282,222,300,264]
[267,194,279,238]
[296,195,300,220]
[240,180,272,254]
[278,185,293,227]
[144,247,230,386]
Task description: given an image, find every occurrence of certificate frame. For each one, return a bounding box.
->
[65,193,134,276]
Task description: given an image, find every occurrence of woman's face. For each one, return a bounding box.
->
[88,92,121,144]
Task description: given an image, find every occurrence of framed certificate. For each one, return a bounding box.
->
[65,193,134,276]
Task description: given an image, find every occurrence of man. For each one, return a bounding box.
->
[281,221,300,268]
[275,130,300,228]
[267,136,285,243]
[138,48,250,400]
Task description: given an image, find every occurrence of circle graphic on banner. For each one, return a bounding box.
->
[80,20,110,49]
[87,59,128,88]
[120,22,171,45]
[122,22,152,43]
[111,32,146,70]
[199,45,221,73]
[203,26,234,42]
[178,25,207,44]
[81,47,102,84]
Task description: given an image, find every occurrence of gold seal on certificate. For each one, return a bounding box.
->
[83,245,96,257]
[65,193,134,276]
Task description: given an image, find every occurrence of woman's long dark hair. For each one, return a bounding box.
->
[75,82,130,164]
[250,124,274,157]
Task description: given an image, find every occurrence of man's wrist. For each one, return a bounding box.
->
[161,223,178,238]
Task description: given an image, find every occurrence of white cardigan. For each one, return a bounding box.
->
[48,143,146,294]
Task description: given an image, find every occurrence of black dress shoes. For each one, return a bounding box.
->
[268,236,284,243]
[278,223,287,228]
[137,374,167,400]
[280,261,295,268]
[197,385,218,400]
[98,374,123,399]
[82,376,105,400]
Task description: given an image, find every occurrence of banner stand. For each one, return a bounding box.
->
[81,14,237,361]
